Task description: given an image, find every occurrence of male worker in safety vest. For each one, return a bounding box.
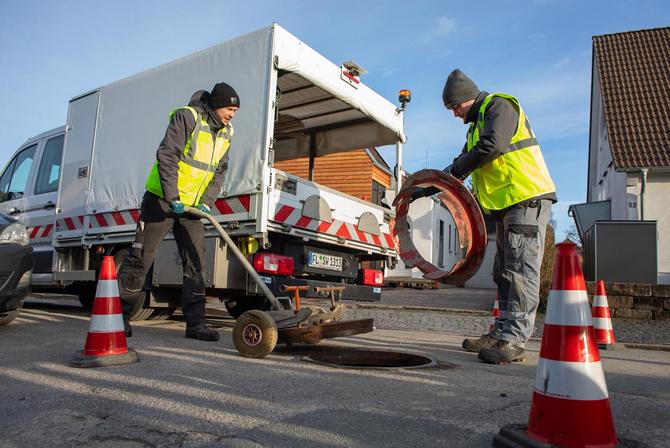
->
[416,69,556,364]
[118,82,240,341]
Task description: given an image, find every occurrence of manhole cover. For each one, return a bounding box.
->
[304,348,438,370]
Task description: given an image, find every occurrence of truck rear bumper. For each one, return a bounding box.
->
[253,275,381,302]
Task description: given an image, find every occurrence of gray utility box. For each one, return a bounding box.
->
[583,221,657,284]
[152,236,247,289]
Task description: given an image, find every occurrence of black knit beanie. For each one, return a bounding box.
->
[442,69,480,108]
[209,82,240,109]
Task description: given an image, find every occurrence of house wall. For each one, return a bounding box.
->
[385,197,462,280]
[588,72,630,220]
[626,172,670,284]
[273,149,391,201]
[588,69,669,284]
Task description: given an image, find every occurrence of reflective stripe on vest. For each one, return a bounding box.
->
[466,93,555,212]
[145,107,232,206]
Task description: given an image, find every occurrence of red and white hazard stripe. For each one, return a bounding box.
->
[89,210,141,229]
[272,203,395,250]
[27,224,54,243]
[214,195,251,215]
[527,241,617,447]
[592,280,616,346]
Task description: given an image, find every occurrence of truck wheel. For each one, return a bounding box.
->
[75,284,97,309]
[232,310,277,358]
[224,296,268,319]
[112,248,153,321]
[148,307,176,320]
[0,309,20,326]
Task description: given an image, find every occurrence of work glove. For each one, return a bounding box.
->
[409,186,441,202]
[169,200,185,215]
[195,203,211,214]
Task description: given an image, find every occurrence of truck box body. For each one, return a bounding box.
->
[0,24,403,309]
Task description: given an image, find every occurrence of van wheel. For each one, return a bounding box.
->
[0,308,20,326]
[224,295,268,319]
[75,284,97,309]
[148,307,176,320]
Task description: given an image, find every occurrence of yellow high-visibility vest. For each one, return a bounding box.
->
[146,106,232,206]
[467,93,555,212]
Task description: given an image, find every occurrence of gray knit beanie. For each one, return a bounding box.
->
[442,69,480,108]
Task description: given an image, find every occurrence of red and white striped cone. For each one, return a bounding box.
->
[489,293,500,333]
[593,280,616,350]
[71,256,139,368]
[493,241,617,448]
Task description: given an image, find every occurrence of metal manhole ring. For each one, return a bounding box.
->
[242,323,263,347]
[303,348,438,370]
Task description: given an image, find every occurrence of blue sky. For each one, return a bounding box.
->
[1,0,668,237]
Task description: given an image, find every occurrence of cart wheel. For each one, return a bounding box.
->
[233,310,278,358]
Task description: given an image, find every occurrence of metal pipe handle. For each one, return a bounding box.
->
[184,206,281,311]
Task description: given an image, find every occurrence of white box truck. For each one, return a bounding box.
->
[0,24,405,320]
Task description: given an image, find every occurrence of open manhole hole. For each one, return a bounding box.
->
[304,348,438,370]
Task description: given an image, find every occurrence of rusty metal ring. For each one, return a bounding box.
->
[392,169,487,284]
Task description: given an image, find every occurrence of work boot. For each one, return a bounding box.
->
[185,324,220,341]
[478,341,526,364]
[462,333,497,353]
[123,318,132,338]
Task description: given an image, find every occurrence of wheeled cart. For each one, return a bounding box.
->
[185,207,374,358]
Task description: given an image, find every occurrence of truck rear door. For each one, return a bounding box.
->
[54,91,99,243]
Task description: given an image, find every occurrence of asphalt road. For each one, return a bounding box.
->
[0,297,668,447]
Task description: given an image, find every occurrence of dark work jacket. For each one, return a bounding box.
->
[155,90,231,207]
[450,91,556,206]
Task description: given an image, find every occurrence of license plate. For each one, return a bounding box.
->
[307,251,343,271]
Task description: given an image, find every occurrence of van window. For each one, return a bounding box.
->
[0,159,17,202]
[0,144,37,202]
[34,135,64,195]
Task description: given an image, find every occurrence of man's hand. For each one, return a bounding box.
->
[169,200,185,215]
[195,203,211,214]
[410,186,440,202]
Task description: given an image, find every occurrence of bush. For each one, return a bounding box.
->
[539,223,556,312]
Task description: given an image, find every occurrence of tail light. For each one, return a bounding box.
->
[359,269,384,286]
[253,252,294,276]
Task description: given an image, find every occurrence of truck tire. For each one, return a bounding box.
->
[148,307,176,320]
[0,308,20,326]
[224,295,268,319]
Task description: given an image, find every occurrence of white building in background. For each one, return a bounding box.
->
[585,27,670,284]
[385,195,463,281]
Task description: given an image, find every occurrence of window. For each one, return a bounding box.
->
[0,159,16,202]
[448,224,452,253]
[371,180,386,206]
[34,135,64,195]
[0,144,37,202]
[438,220,445,267]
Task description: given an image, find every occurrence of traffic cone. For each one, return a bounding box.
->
[71,256,139,368]
[592,280,616,350]
[493,241,617,447]
[489,293,500,333]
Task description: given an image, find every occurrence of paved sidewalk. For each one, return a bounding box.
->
[345,286,670,347]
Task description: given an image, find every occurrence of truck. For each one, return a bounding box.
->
[0,24,405,320]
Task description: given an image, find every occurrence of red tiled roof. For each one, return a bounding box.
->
[593,27,670,169]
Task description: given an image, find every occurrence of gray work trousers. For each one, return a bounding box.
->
[490,199,552,346]
[118,192,207,328]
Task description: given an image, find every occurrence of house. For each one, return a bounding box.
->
[273,147,392,206]
[586,27,670,284]
[384,193,464,283]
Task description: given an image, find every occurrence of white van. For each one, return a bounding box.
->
[0,24,405,320]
